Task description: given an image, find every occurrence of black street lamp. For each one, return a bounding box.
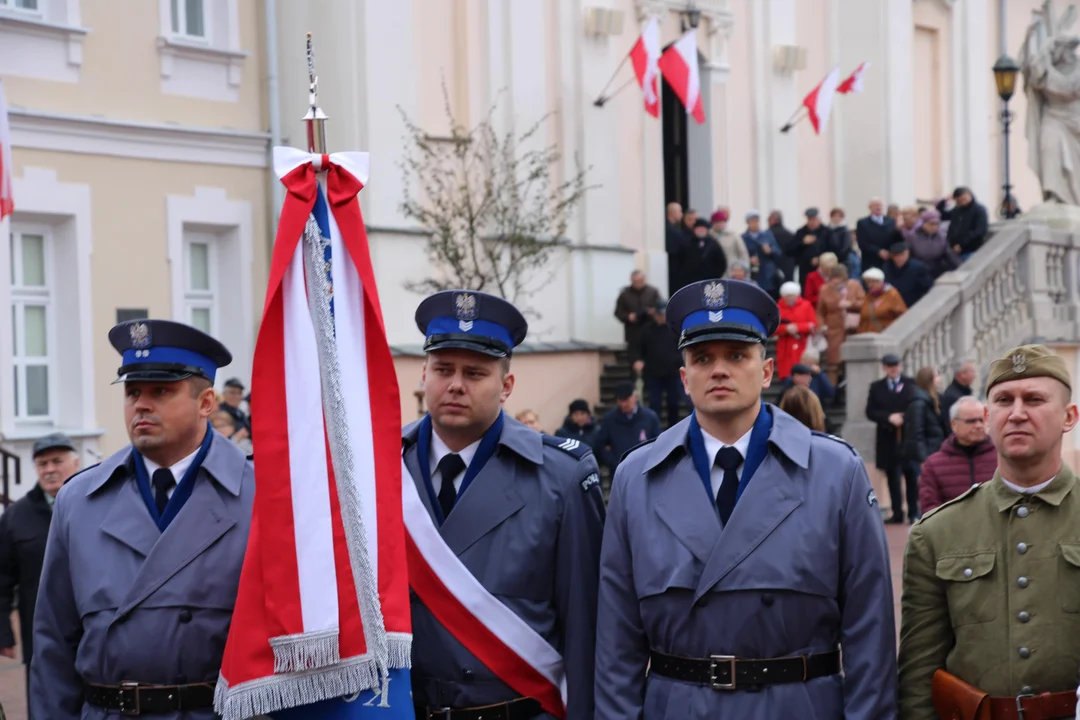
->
[993,54,1021,219]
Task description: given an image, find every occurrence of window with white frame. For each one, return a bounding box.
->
[9,228,54,422]
[170,0,206,40]
[184,234,216,335]
[0,0,40,13]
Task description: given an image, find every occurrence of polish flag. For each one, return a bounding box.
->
[802,66,842,135]
[658,29,705,124]
[837,61,870,94]
[0,79,13,220]
[629,17,661,117]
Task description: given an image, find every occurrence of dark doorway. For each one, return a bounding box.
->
[662,73,689,210]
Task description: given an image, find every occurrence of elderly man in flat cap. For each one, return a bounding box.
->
[899,344,1080,720]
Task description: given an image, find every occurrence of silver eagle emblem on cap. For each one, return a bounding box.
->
[1012,353,1027,375]
[702,281,726,309]
[129,321,151,349]
[454,292,478,332]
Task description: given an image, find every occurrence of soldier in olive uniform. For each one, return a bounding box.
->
[899,344,1080,720]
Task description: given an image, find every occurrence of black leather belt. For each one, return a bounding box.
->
[84,681,216,715]
[414,697,542,719]
[649,648,842,690]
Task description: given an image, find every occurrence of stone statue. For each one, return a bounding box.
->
[1020,0,1080,204]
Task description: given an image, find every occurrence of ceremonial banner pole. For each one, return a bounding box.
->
[215,33,413,720]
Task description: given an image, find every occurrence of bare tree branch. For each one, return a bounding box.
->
[397,83,595,315]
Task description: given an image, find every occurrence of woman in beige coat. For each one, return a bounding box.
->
[816,264,865,384]
[858,267,908,334]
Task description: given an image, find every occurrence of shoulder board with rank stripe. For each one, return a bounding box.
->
[542,433,593,460]
[810,430,859,456]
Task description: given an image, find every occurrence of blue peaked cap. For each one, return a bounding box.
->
[415,290,528,358]
[108,319,233,384]
[666,278,780,350]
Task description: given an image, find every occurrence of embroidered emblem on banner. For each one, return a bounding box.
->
[702,281,727,309]
[1013,353,1027,375]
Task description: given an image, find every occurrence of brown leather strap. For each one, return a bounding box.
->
[987,691,1076,720]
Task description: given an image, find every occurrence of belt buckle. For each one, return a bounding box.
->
[1014,691,1035,720]
[118,681,141,716]
[708,655,737,691]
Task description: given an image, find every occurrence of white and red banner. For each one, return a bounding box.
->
[402,458,568,718]
[658,29,705,124]
[802,66,842,135]
[838,61,870,94]
[0,79,14,220]
[630,17,661,118]
[215,147,411,719]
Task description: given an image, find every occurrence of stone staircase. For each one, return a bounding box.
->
[594,337,848,435]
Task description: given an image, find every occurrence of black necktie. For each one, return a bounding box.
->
[715,447,743,526]
[152,468,176,516]
[436,454,466,520]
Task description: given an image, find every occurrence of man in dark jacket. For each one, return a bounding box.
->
[866,354,917,523]
[554,398,600,452]
[937,186,989,260]
[856,197,898,272]
[768,209,798,284]
[631,301,685,427]
[614,270,661,364]
[792,207,825,288]
[682,218,727,284]
[744,211,783,296]
[0,433,81,714]
[939,358,976,428]
[665,202,688,294]
[918,397,997,513]
[594,381,661,471]
[884,241,934,307]
[777,362,836,405]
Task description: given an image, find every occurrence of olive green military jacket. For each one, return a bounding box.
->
[898,465,1080,719]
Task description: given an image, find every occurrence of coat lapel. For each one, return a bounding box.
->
[693,453,804,604]
[100,474,161,559]
[403,442,437,521]
[440,450,525,557]
[113,469,236,620]
[653,454,719,566]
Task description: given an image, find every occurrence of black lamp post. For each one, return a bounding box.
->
[993,54,1020,219]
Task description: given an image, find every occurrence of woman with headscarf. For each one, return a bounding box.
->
[773,281,818,379]
[816,263,865,384]
[908,209,961,278]
[858,267,907,333]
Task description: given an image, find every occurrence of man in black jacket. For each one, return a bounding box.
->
[865,354,918,523]
[856,197,897,272]
[0,433,81,715]
[936,186,989,260]
[632,301,685,427]
[594,381,661,472]
[938,358,976,428]
[884,241,934,307]
[768,209,798,285]
[792,207,826,288]
[554,398,600,452]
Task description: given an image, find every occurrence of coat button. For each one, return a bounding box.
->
[1017,506,1029,518]
[963,568,973,578]
[761,593,774,607]
[1017,542,1028,554]
[179,609,193,623]
[1018,577,1029,589]
[1018,611,1030,623]
[1018,647,1031,659]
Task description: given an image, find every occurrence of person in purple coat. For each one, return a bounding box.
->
[594,278,897,719]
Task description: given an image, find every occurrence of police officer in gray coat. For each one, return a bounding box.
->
[594,278,897,719]
[31,319,255,719]
[404,290,605,719]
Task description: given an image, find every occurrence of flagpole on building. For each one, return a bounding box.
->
[304,32,328,154]
[779,106,807,133]
[593,53,632,107]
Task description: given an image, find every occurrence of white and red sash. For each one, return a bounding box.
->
[401,457,568,718]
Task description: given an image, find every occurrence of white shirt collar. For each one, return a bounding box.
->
[143,445,201,482]
[1001,475,1056,495]
[699,425,754,468]
[430,430,482,473]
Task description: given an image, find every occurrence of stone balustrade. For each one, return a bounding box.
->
[841,205,1080,464]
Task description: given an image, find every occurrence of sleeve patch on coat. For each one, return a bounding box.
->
[581,472,600,493]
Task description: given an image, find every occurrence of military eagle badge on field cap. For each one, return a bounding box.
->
[1013,353,1027,375]
[129,321,152,357]
[454,292,478,332]
[702,280,727,309]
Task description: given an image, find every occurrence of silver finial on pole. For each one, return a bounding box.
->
[303,32,328,153]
